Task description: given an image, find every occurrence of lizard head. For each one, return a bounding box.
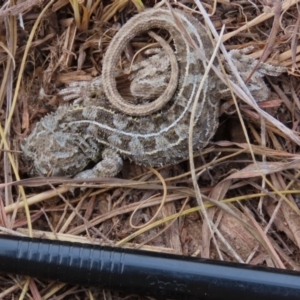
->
[21,108,102,177]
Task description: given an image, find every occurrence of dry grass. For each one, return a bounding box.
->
[1,0,300,299]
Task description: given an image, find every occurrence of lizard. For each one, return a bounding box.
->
[21,8,286,180]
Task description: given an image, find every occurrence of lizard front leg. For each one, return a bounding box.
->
[74,148,123,180]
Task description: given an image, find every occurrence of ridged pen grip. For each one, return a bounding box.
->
[0,235,300,299]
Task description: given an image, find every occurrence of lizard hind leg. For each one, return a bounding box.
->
[74,148,123,180]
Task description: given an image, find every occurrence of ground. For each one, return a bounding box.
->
[0,0,300,299]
